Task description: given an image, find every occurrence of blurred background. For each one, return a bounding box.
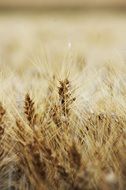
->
[0,0,126,9]
[0,0,126,74]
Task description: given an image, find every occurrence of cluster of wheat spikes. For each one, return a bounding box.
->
[0,56,126,190]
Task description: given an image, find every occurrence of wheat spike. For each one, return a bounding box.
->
[24,93,36,128]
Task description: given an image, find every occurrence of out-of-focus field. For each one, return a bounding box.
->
[0,11,126,72]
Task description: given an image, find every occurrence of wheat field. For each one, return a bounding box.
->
[0,10,126,190]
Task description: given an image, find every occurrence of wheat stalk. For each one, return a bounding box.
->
[24,93,37,128]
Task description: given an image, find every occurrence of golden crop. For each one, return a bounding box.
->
[0,11,126,190]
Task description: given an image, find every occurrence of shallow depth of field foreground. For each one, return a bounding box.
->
[0,10,126,190]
